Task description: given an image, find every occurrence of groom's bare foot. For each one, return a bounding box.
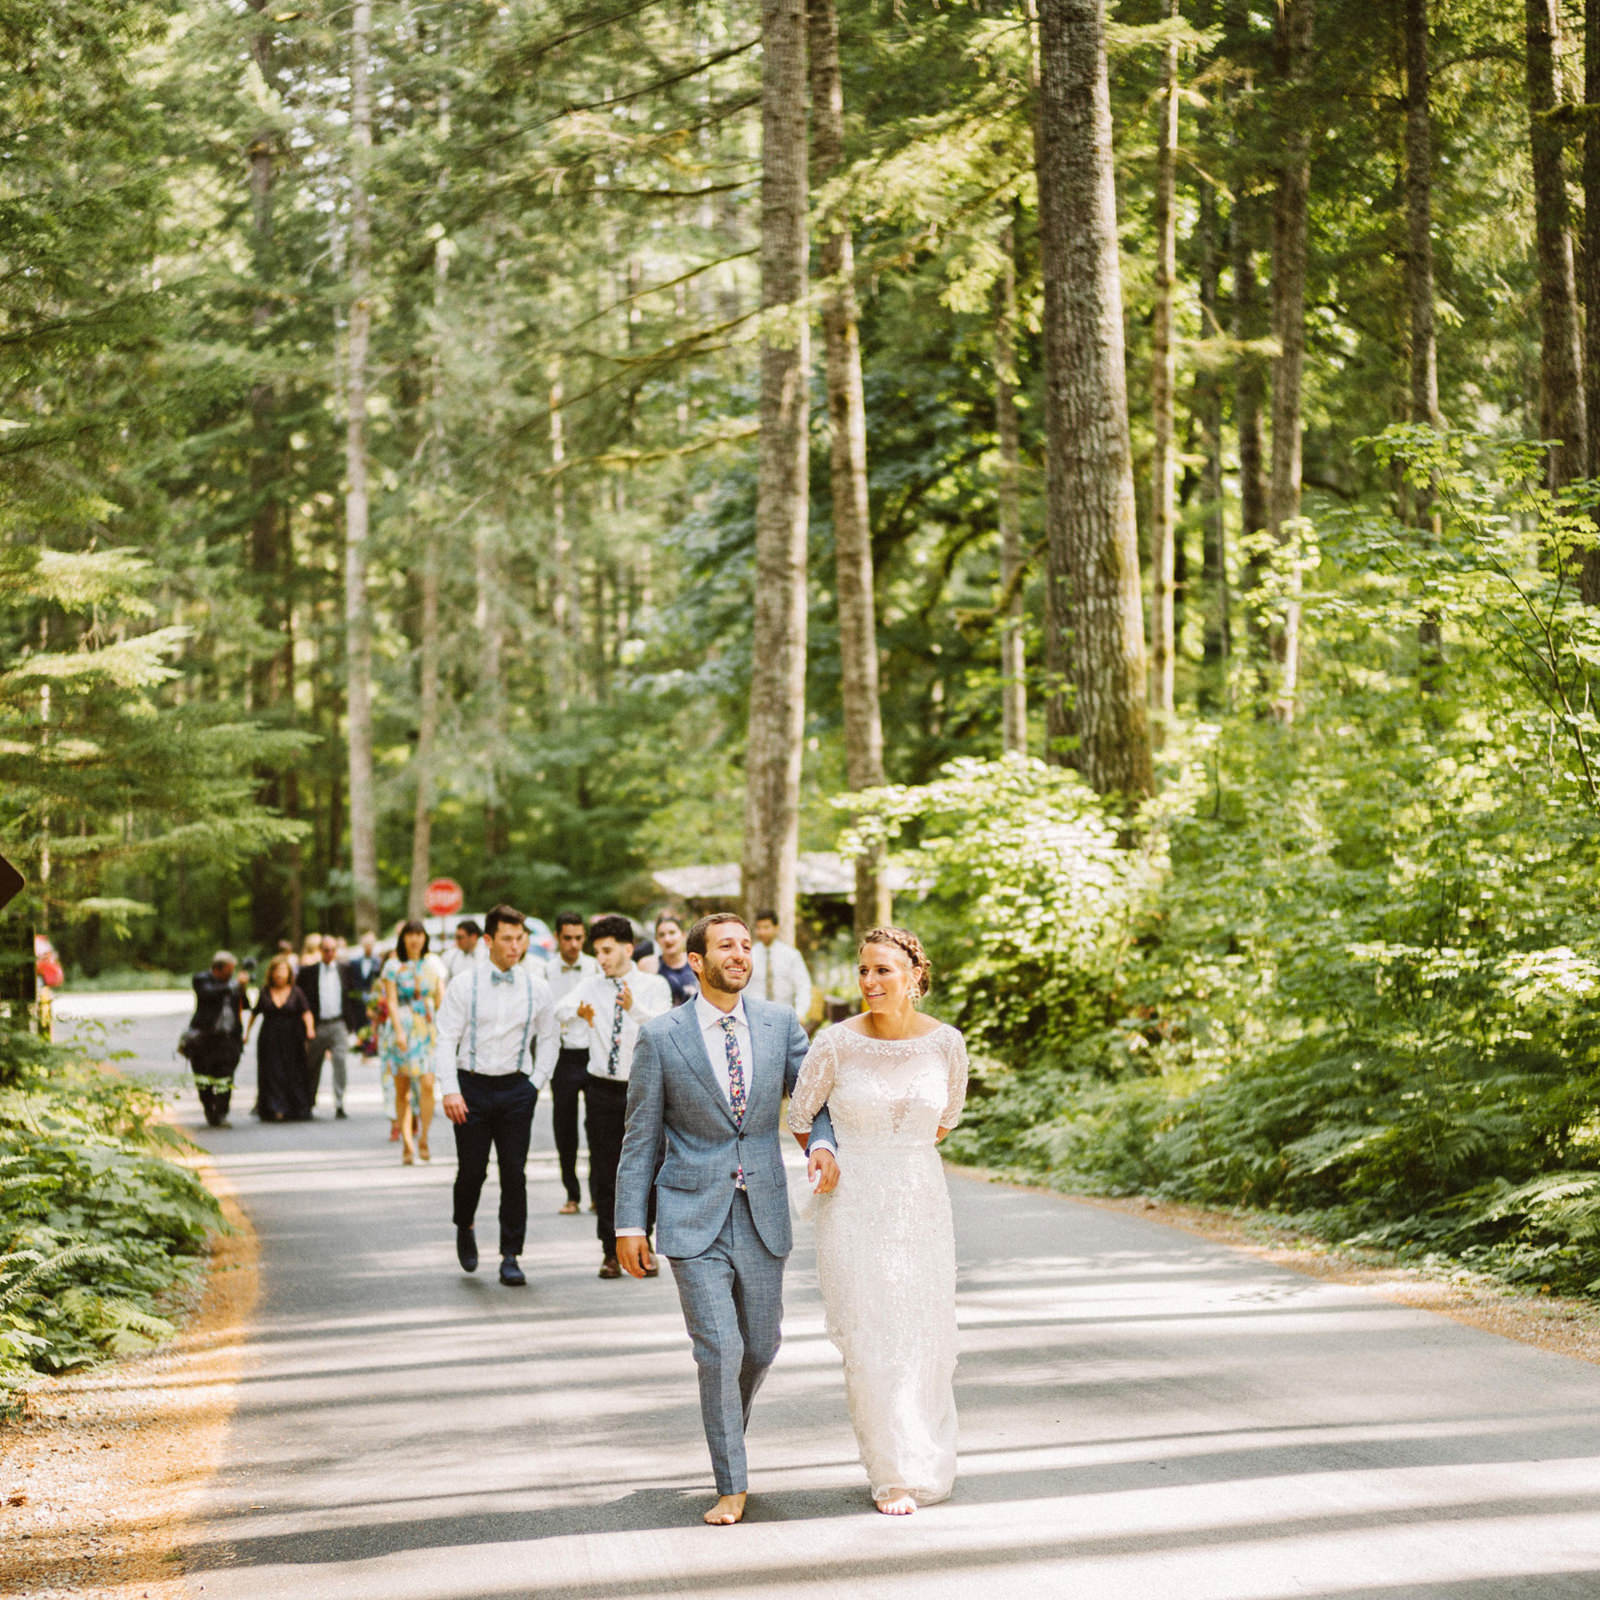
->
[703,1492,746,1525]
[875,1492,917,1516]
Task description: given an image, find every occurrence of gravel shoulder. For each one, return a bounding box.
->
[0,1158,259,1600]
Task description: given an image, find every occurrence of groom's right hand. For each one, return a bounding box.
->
[617,1236,653,1278]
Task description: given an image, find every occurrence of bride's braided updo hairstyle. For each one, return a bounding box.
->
[859,926,933,1000]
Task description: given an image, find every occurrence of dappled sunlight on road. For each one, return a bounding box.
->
[148,1048,1600,1600]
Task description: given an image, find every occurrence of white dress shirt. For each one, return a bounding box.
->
[555,963,672,1081]
[546,952,601,1048]
[316,960,343,1023]
[694,992,752,1104]
[433,959,560,1096]
[441,942,489,984]
[749,938,813,1017]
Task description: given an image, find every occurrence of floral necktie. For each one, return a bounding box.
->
[720,1014,747,1190]
[606,978,625,1075]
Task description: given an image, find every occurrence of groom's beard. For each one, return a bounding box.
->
[701,955,750,993]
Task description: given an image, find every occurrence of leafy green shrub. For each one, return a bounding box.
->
[841,754,1176,1062]
[0,1030,221,1405]
[868,434,1600,1294]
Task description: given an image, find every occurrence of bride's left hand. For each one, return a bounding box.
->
[807,1146,840,1194]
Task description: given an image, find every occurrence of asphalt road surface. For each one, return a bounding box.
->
[55,994,1600,1600]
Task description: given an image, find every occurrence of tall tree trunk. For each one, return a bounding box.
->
[1266,0,1314,722]
[742,0,810,939]
[1405,0,1439,435]
[1526,0,1587,493]
[1232,187,1269,649]
[1582,0,1600,600]
[285,766,303,945]
[479,255,510,858]
[407,544,440,921]
[1404,0,1445,684]
[549,359,576,708]
[995,217,1028,755]
[245,3,288,946]
[1196,164,1230,687]
[808,0,890,940]
[1149,0,1180,730]
[407,227,448,922]
[344,0,379,935]
[477,503,505,859]
[1034,0,1154,799]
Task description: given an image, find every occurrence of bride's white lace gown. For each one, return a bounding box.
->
[788,1020,969,1505]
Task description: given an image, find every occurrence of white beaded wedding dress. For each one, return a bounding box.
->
[788,1019,969,1506]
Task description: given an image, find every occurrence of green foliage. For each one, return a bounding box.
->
[0,543,307,941]
[0,1029,221,1406]
[842,755,1172,1060]
[899,438,1600,1295]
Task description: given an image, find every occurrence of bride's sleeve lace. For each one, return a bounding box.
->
[939,1028,970,1130]
[787,1028,838,1134]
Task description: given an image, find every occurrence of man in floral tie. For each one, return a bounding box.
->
[613,913,840,1526]
[555,914,672,1279]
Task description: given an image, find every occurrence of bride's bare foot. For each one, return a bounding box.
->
[703,1492,747,1526]
[875,1492,917,1516]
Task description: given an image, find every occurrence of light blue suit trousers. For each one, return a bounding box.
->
[616,999,833,1494]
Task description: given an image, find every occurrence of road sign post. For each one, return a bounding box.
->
[424,878,464,918]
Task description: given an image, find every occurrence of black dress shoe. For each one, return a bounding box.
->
[456,1226,479,1273]
[598,1255,622,1279]
[499,1256,526,1287]
[335,1106,348,1119]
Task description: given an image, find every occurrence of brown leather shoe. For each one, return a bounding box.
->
[598,1255,622,1279]
[559,1199,579,1215]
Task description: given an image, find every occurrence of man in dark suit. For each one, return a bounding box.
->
[186,951,246,1128]
[295,935,367,1117]
[349,930,383,1058]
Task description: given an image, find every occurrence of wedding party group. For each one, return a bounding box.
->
[431,903,969,1524]
[183,896,966,1521]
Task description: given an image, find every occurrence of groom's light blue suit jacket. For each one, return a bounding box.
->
[615,998,834,1260]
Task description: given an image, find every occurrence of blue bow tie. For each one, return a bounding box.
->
[490,968,516,986]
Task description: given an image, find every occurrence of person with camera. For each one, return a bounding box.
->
[183,950,247,1128]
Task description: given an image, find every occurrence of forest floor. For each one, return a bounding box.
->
[0,1157,259,1600]
[952,1167,1600,1367]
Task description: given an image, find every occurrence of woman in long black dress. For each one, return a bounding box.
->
[245,954,315,1121]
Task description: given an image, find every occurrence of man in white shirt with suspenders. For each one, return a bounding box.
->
[435,905,560,1287]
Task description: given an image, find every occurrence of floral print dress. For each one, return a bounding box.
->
[380,955,441,1076]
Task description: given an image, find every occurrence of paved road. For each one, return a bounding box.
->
[56,995,1600,1599]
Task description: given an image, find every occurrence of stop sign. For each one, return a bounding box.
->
[425,878,464,917]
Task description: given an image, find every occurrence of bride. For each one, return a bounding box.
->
[787,926,968,1515]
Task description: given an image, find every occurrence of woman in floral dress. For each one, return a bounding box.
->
[381,920,445,1164]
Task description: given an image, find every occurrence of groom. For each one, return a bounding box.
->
[615,911,838,1525]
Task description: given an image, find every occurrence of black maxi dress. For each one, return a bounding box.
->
[253,988,313,1122]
